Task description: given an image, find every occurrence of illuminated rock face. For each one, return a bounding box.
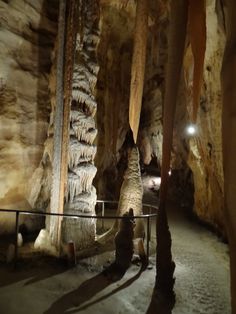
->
[183,0,226,236]
[0,0,57,205]
[0,0,58,232]
[61,0,100,250]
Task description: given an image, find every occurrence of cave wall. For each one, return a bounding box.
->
[0,1,58,233]
[183,0,226,236]
[0,0,58,210]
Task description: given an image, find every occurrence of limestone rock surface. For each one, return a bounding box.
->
[0,0,58,210]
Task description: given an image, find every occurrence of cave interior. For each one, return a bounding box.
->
[0,0,235,313]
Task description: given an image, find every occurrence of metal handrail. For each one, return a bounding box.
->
[0,208,157,219]
[0,200,158,265]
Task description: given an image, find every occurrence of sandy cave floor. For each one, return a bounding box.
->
[0,175,231,314]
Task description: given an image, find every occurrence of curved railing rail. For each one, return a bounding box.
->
[0,200,158,265]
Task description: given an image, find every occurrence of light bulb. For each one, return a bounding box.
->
[186,124,197,135]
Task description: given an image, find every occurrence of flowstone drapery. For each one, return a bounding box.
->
[61,0,100,250]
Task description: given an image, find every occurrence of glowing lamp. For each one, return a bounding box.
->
[186,124,197,135]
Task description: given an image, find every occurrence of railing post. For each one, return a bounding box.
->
[14,211,20,267]
[102,201,105,229]
[146,216,150,264]
[149,207,152,240]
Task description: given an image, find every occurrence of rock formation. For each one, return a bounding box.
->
[0,0,58,232]
[61,0,100,250]
[24,0,100,251]
[184,0,226,236]
[114,208,135,274]
[117,147,144,239]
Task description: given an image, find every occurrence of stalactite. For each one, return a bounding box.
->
[188,0,206,123]
[66,186,97,212]
[66,164,97,202]
[72,89,97,116]
[72,127,97,144]
[71,111,97,144]
[68,141,97,167]
[73,63,98,90]
[129,0,148,143]
[70,110,95,125]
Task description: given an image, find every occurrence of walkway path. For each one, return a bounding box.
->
[169,203,230,313]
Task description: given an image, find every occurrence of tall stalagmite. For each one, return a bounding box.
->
[97,147,144,244]
[117,147,144,239]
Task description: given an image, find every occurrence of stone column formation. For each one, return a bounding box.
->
[118,147,144,239]
[61,0,100,250]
